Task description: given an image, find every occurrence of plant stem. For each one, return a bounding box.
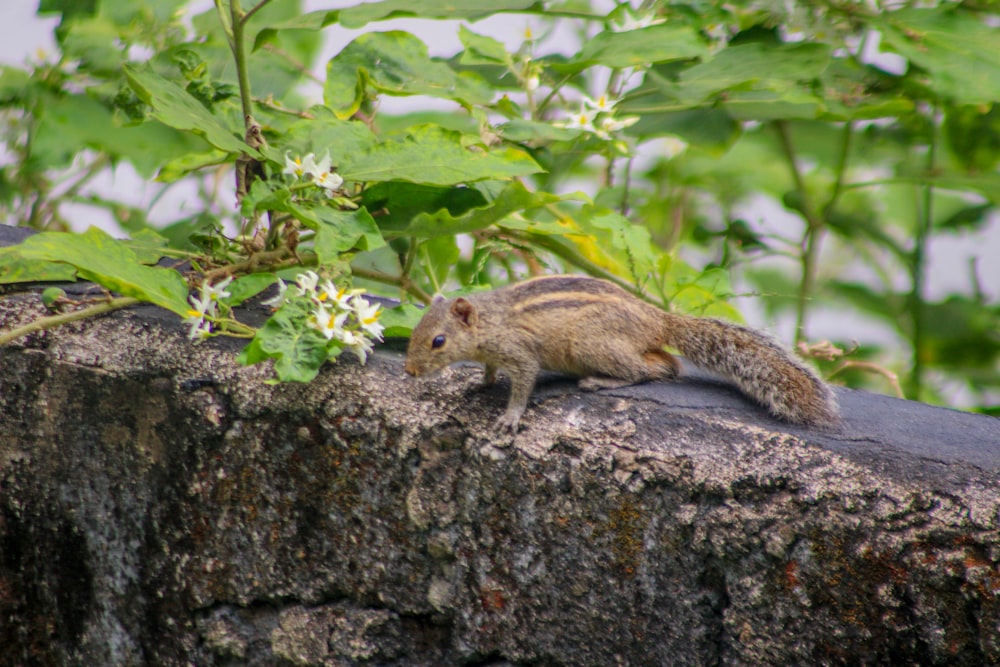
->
[908,111,938,400]
[228,0,254,123]
[0,297,140,346]
[825,121,854,218]
[775,120,825,344]
[351,266,432,304]
[240,0,275,26]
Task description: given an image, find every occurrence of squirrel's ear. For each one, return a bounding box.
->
[450,297,478,327]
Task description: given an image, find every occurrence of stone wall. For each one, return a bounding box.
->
[1,291,999,666]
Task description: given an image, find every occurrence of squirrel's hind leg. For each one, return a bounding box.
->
[578,349,679,391]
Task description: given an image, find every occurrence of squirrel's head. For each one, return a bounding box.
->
[404,296,480,376]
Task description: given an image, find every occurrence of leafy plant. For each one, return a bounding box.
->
[0,0,997,414]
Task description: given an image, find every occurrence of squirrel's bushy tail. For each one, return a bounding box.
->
[662,313,839,426]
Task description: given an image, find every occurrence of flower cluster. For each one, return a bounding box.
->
[185,276,233,340]
[283,151,344,195]
[264,270,384,363]
[558,93,640,140]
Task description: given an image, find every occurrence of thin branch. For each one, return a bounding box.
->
[908,107,938,400]
[775,120,825,344]
[239,0,275,27]
[828,360,904,399]
[0,297,140,346]
[228,0,254,122]
[350,266,433,304]
[824,121,855,217]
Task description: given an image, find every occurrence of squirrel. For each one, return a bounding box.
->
[404,275,839,432]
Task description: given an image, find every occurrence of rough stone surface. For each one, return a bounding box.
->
[1,288,999,666]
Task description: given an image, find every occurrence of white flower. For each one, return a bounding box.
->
[312,305,348,341]
[294,270,320,298]
[187,290,212,316]
[283,152,319,180]
[583,94,616,113]
[184,277,232,341]
[314,169,344,193]
[599,115,640,135]
[330,282,356,310]
[351,296,384,341]
[704,22,730,45]
[261,279,288,308]
[312,151,332,177]
[185,292,213,340]
[560,106,598,133]
[341,329,375,364]
[188,318,213,340]
[204,276,232,303]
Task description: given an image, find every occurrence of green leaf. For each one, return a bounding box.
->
[227,273,278,306]
[15,227,190,315]
[919,297,1000,373]
[458,25,511,66]
[0,247,77,285]
[313,208,386,263]
[945,104,1000,173]
[123,228,170,265]
[0,66,31,102]
[879,9,1000,105]
[378,303,424,337]
[337,0,547,28]
[278,107,378,164]
[619,104,741,150]
[499,119,589,143]
[341,125,542,185]
[324,31,494,118]
[661,261,740,320]
[645,42,830,121]
[38,0,97,20]
[360,182,488,234]
[124,65,255,156]
[58,15,126,73]
[818,59,915,121]
[241,181,322,228]
[157,149,230,182]
[30,92,207,176]
[936,203,995,233]
[419,235,460,287]
[406,181,560,238]
[237,301,329,382]
[252,10,339,51]
[564,24,707,71]
[581,208,659,285]
[723,88,824,121]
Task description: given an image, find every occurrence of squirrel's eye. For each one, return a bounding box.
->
[431,335,446,349]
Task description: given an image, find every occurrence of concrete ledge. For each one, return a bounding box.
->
[1,287,999,666]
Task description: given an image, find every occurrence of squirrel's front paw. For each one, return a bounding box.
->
[494,408,523,434]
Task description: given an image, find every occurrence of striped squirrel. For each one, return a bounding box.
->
[404,275,838,432]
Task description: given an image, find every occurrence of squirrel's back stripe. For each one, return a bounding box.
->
[513,296,612,316]
[506,275,625,300]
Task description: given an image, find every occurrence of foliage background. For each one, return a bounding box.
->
[0,0,998,414]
